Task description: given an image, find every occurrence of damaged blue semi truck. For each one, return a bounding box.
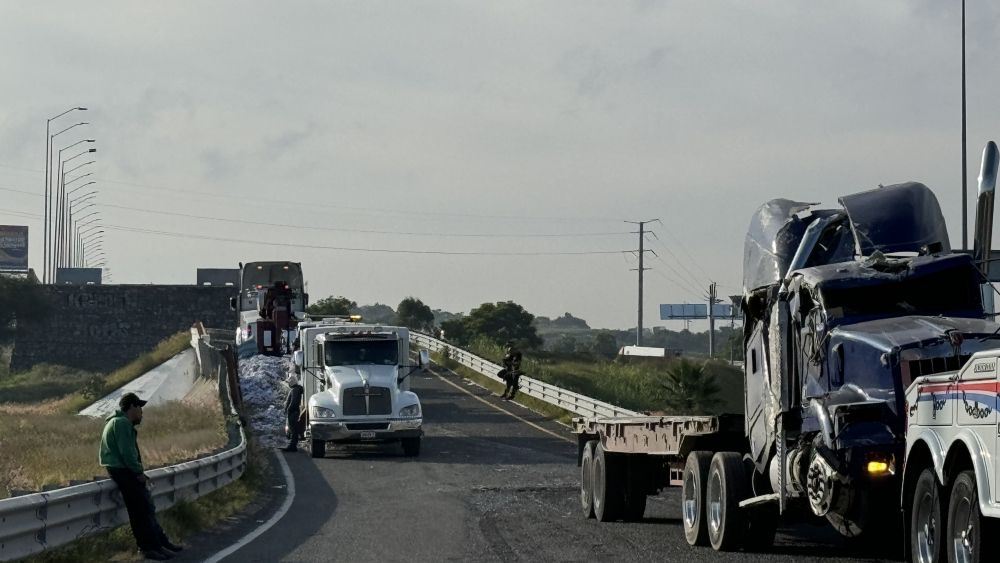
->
[573,142,1000,556]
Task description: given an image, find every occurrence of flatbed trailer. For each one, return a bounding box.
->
[573,415,751,539]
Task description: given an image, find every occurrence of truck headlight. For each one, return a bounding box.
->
[398,404,421,418]
[311,406,336,419]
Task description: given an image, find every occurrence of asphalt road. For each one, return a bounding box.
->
[173,365,902,563]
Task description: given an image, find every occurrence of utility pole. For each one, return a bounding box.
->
[706,281,719,357]
[626,219,657,346]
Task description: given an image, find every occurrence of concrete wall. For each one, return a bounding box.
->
[10,285,235,373]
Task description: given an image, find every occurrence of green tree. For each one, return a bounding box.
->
[590,331,620,359]
[355,303,396,324]
[396,297,434,331]
[464,301,542,349]
[440,316,469,345]
[552,334,579,356]
[307,296,356,316]
[438,301,541,349]
[661,359,720,414]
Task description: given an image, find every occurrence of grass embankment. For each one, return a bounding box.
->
[0,332,223,497]
[452,337,743,416]
[1,331,266,561]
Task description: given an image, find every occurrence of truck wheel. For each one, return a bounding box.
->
[402,437,421,457]
[622,456,648,522]
[947,471,985,563]
[706,452,749,551]
[580,440,597,518]
[593,444,624,522]
[311,439,326,458]
[683,451,713,546]
[911,468,943,563]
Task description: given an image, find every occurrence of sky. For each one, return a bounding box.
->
[2,1,1000,330]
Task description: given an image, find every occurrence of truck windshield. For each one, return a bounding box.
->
[325,340,398,366]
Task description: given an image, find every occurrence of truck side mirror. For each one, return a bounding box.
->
[418,349,430,371]
[293,350,303,367]
[229,296,237,311]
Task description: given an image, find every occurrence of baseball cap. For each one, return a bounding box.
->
[119,392,148,410]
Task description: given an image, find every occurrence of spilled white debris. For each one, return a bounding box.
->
[239,355,294,447]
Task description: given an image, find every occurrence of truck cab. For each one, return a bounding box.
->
[294,321,427,458]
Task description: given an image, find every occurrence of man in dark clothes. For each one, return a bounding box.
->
[100,392,183,561]
[499,341,523,400]
[282,374,304,452]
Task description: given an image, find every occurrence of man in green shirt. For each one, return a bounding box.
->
[100,393,182,560]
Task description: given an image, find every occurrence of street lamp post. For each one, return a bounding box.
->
[55,147,96,270]
[43,107,87,282]
[68,193,97,267]
[48,126,90,278]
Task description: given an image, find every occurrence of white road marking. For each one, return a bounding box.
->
[429,366,574,444]
[202,450,296,563]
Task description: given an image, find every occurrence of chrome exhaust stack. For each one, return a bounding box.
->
[973,141,998,316]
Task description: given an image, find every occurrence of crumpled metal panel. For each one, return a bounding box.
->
[838,182,950,256]
[743,199,816,293]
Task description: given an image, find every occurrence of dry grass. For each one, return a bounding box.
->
[0,381,227,499]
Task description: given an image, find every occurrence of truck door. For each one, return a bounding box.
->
[954,357,999,502]
[744,321,770,469]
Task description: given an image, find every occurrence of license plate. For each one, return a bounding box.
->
[360,431,376,439]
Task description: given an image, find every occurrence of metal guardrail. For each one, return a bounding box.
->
[410,332,639,419]
[0,335,247,562]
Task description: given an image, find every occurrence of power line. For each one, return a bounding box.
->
[101,224,631,256]
[0,190,632,239]
[648,250,705,297]
[0,165,623,224]
[650,269,703,301]
[0,208,629,256]
[655,221,714,281]
[647,234,707,290]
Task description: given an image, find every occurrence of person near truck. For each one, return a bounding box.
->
[99,393,183,561]
[499,341,523,400]
[282,374,304,452]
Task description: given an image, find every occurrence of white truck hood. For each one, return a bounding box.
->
[328,364,399,390]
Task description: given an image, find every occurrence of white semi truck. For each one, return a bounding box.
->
[902,351,1000,563]
[293,319,428,458]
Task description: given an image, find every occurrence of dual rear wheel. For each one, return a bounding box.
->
[910,468,996,563]
[681,450,776,552]
[579,440,648,522]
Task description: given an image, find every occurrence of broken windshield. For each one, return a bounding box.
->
[818,264,982,322]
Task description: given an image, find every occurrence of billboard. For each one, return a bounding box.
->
[660,303,737,320]
[0,225,28,270]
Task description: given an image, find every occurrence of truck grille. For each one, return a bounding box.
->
[346,422,390,430]
[342,386,391,415]
[908,355,971,378]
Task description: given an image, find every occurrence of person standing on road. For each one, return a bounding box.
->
[99,392,183,561]
[282,374,304,452]
[499,341,523,400]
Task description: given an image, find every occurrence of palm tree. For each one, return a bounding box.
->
[661,359,721,414]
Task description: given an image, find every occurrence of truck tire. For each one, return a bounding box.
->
[311,439,326,458]
[622,456,648,522]
[707,452,749,552]
[947,470,989,563]
[683,451,713,546]
[402,437,421,457]
[593,444,625,522]
[911,468,943,563]
[580,440,597,518]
